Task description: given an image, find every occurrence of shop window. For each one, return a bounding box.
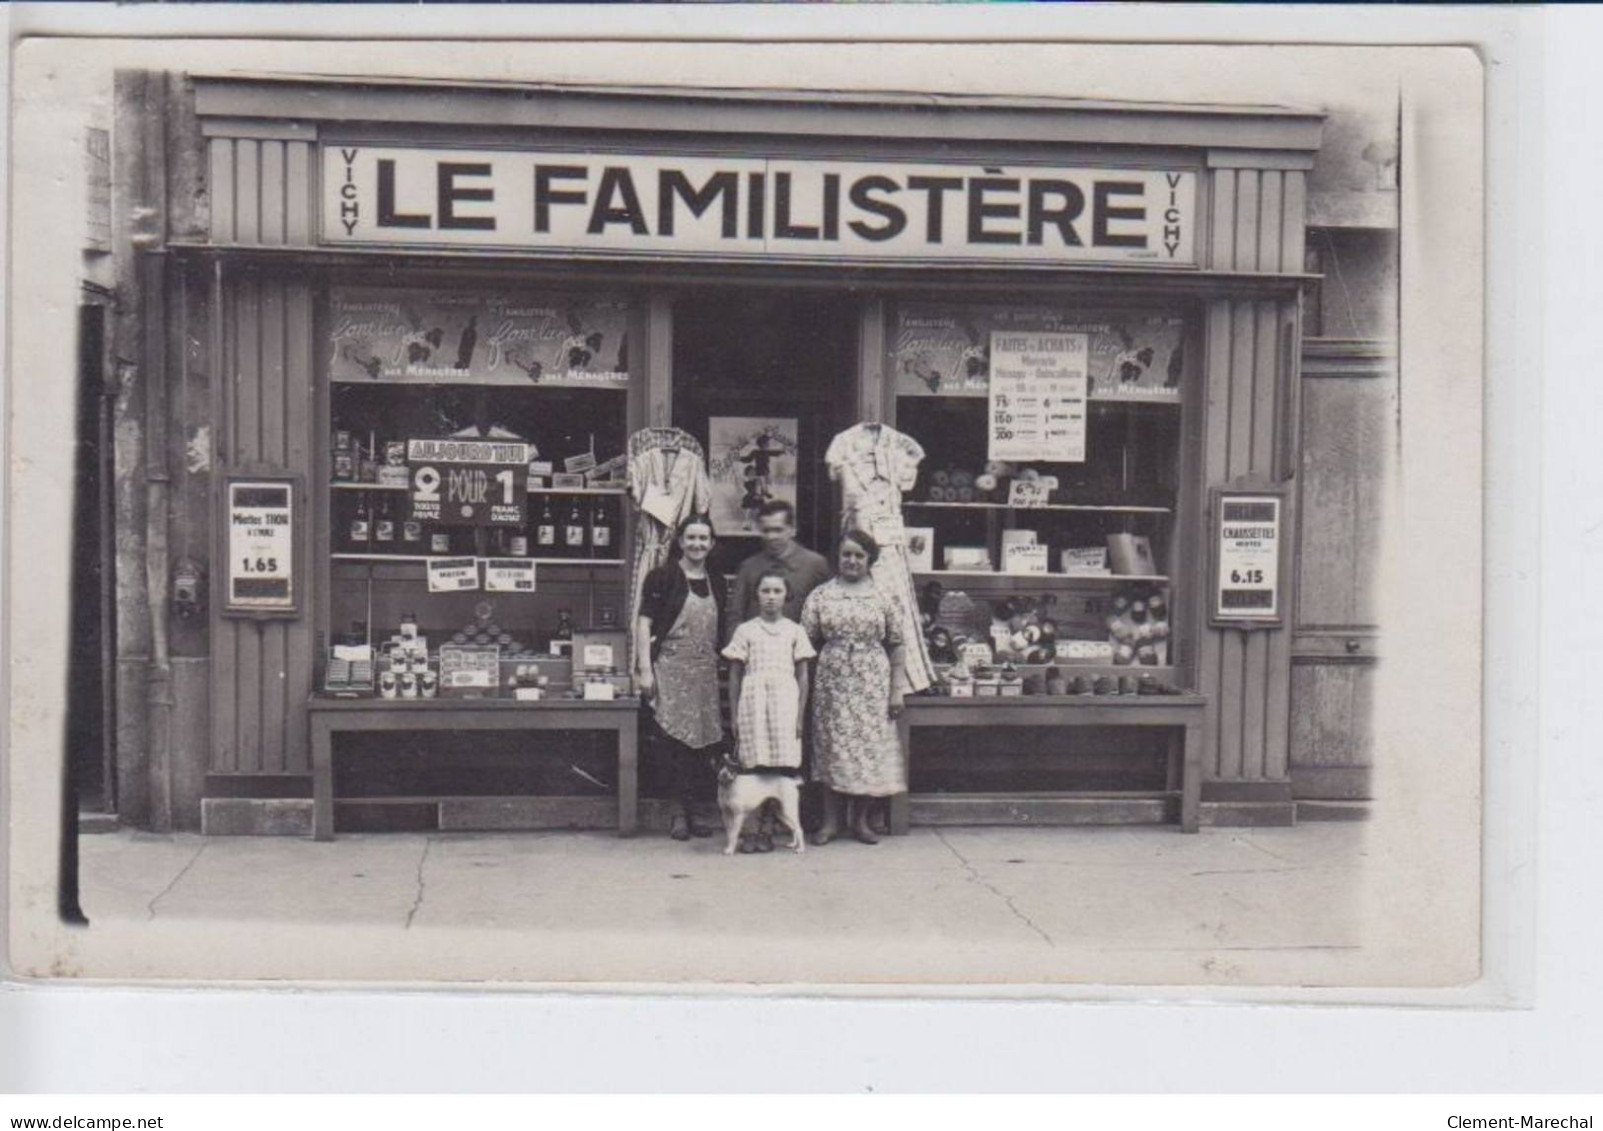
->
[888,301,1186,686]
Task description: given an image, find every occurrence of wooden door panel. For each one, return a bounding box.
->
[1290,342,1392,800]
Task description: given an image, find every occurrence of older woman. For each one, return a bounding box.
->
[634,515,725,841]
[799,529,908,845]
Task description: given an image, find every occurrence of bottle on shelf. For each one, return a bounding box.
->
[554,608,575,643]
[506,520,529,559]
[429,525,454,557]
[373,495,395,549]
[348,494,371,550]
[563,499,587,558]
[535,497,558,557]
[589,497,613,559]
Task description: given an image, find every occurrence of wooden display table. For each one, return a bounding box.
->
[308,697,641,841]
[892,694,1207,835]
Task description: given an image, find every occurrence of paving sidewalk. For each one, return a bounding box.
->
[73,822,1371,987]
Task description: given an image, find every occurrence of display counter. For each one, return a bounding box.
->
[892,693,1207,834]
[309,696,642,841]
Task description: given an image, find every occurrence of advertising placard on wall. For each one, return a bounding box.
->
[1210,490,1286,626]
[224,477,298,615]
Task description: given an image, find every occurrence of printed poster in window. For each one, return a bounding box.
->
[893,303,1184,401]
[327,287,631,387]
[707,417,799,536]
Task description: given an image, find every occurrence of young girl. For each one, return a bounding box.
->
[721,571,816,851]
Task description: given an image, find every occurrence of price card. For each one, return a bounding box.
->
[426,557,481,593]
[1007,480,1049,508]
[957,642,994,669]
[1004,543,1050,575]
[483,558,537,593]
[988,332,1089,463]
[582,643,615,669]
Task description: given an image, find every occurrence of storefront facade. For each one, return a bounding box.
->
[109,73,1329,834]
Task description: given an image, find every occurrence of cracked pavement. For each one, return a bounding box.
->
[76,822,1369,984]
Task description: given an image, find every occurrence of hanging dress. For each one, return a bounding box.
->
[825,422,935,693]
[626,427,710,661]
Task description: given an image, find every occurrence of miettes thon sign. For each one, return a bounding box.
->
[322,146,1197,266]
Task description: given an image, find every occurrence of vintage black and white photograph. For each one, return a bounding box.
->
[5,34,1483,990]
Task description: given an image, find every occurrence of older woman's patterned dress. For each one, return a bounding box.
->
[800,579,906,797]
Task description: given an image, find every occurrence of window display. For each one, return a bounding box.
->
[888,301,1189,696]
[321,287,635,702]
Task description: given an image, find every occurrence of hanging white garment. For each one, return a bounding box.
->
[825,421,935,693]
[626,426,711,646]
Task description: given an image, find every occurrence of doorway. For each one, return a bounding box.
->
[671,288,859,571]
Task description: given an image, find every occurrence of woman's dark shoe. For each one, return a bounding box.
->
[755,830,775,853]
[853,822,880,846]
[738,833,758,854]
[688,819,715,839]
[812,824,838,846]
[669,815,691,842]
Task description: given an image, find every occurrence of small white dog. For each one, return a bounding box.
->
[716,753,805,856]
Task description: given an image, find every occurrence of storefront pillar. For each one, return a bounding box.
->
[1189,152,1313,824]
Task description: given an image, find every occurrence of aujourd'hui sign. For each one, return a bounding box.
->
[321,146,1198,266]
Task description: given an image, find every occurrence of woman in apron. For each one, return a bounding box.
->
[633,515,726,840]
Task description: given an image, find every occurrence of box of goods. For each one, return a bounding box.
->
[439,645,500,697]
[942,546,993,572]
[1106,533,1157,577]
[572,631,628,673]
[1061,547,1111,576]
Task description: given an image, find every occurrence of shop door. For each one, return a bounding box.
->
[1289,342,1393,801]
[671,289,860,572]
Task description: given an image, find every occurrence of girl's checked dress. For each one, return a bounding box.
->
[721,617,815,771]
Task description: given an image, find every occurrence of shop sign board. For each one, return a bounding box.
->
[483,558,538,593]
[328,288,630,387]
[323,146,1197,267]
[426,557,481,594]
[987,332,1088,463]
[408,439,531,527]
[223,475,299,616]
[894,305,1185,401]
[1210,487,1287,627]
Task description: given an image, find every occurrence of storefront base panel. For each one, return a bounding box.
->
[201,797,314,837]
[195,793,1301,834]
[909,793,1176,828]
[1294,799,1371,823]
[1198,800,1298,828]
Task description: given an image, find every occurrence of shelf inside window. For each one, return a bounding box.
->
[914,570,1169,584]
[332,554,625,567]
[903,500,1170,515]
[331,482,626,496]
